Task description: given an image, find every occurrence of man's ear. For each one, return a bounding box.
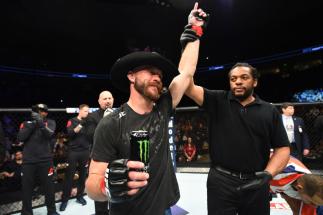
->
[253,79,258,88]
[127,73,135,84]
[294,183,304,191]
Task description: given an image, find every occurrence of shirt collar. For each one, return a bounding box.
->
[228,91,263,105]
[283,114,292,119]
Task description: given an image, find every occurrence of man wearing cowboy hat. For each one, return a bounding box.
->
[86,3,208,215]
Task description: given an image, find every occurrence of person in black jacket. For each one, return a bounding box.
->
[60,104,91,211]
[17,104,59,215]
[87,91,114,215]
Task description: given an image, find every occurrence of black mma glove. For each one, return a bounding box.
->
[180,25,201,50]
[180,12,210,49]
[237,171,272,192]
[104,159,129,203]
[191,11,210,29]
[31,112,44,127]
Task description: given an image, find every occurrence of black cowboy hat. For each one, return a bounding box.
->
[110,51,178,92]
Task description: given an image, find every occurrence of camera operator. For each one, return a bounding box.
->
[17,103,59,215]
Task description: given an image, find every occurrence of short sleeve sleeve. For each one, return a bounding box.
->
[91,117,119,162]
[201,89,226,113]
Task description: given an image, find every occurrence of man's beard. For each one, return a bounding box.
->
[134,79,162,101]
[233,87,254,101]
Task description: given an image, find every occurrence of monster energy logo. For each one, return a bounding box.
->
[138,139,149,164]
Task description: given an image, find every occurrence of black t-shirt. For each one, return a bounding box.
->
[91,92,180,215]
[202,89,290,172]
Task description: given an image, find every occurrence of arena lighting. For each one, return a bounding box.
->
[0,65,107,79]
[208,65,224,71]
[199,44,323,73]
[302,45,323,53]
[0,44,322,77]
[66,107,99,113]
[71,73,88,78]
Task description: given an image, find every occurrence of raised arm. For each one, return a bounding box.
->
[185,78,205,106]
[169,2,208,108]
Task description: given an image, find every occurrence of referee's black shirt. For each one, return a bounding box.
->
[202,89,290,173]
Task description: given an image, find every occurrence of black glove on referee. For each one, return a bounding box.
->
[237,171,272,191]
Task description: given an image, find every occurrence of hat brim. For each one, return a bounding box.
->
[110,52,178,92]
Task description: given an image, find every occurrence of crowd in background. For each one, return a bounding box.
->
[0,103,322,207]
[174,105,323,166]
[174,111,209,164]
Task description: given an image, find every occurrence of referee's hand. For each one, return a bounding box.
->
[237,171,272,191]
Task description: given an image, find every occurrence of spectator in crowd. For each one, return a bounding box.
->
[53,133,68,182]
[2,115,18,144]
[183,137,196,162]
[184,62,290,214]
[175,112,209,163]
[281,103,310,161]
[86,3,208,215]
[314,107,323,144]
[53,133,68,165]
[0,122,5,165]
[0,144,9,192]
[0,121,5,146]
[87,90,114,215]
[175,133,185,162]
[60,104,91,211]
[17,103,59,215]
[0,146,23,192]
[270,155,323,215]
